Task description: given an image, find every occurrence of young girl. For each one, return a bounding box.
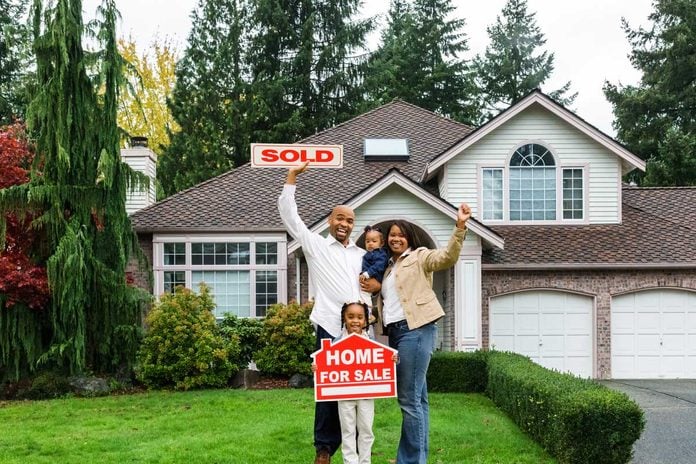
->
[316,302,398,464]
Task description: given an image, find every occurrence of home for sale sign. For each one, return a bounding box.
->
[311,333,398,402]
[250,143,343,168]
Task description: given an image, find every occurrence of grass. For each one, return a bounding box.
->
[0,389,556,464]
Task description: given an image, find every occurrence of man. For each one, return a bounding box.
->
[278,161,380,464]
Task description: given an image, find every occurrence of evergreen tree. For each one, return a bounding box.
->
[0,0,150,377]
[160,0,250,196]
[162,0,372,195]
[248,0,373,142]
[0,0,32,124]
[474,0,576,116]
[364,0,480,124]
[363,1,428,108]
[604,0,696,186]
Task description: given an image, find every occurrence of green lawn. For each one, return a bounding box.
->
[0,389,556,464]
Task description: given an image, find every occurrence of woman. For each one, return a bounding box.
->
[376,203,471,464]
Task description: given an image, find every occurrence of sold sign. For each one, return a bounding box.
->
[250,143,343,168]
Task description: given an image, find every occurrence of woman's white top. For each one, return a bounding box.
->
[381,250,411,325]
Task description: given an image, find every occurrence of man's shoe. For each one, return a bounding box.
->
[314,448,331,464]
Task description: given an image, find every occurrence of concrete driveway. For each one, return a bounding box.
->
[601,379,696,464]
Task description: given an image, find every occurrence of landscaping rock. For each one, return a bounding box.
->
[288,373,313,388]
[69,376,111,396]
[230,369,260,389]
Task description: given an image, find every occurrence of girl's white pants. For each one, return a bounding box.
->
[338,399,375,464]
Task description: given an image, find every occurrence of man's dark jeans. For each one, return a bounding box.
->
[314,325,341,455]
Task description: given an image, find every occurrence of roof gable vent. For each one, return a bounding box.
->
[364,138,409,161]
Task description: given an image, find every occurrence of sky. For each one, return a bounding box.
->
[84,0,655,136]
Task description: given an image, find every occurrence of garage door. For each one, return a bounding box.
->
[490,291,594,378]
[612,289,696,379]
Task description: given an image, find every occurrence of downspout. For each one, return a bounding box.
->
[295,256,301,302]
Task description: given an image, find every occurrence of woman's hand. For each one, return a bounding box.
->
[456,203,471,229]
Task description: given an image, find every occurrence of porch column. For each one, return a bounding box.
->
[455,257,482,351]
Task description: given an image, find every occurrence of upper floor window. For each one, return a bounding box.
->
[481,143,585,222]
[509,144,556,221]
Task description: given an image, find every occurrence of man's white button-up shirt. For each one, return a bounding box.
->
[278,184,364,337]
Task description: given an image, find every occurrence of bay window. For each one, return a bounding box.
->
[154,235,286,318]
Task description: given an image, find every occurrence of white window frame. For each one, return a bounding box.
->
[477,142,587,224]
[481,167,504,221]
[153,233,288,318]
[561,166,587,221]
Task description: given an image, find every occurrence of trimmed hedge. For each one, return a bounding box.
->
[487,351,644,464]
[427,351,488,393]
[426,350,644,464]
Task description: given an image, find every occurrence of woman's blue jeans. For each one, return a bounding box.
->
[388,321,437,464]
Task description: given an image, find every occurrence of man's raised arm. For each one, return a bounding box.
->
[277,161,313,244]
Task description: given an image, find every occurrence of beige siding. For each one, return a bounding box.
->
[443,106,622,224]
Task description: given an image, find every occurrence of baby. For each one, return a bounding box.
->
[359,225,389,320]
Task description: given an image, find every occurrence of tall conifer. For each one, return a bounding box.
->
[160,0,250,196]
[0,0,150,376]
[604,0,696,185]
[364,0,480,124]
[0,0,32,124]
[474,0,576,116]
[248,0,373,142]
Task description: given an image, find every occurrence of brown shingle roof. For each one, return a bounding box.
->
[130,100,472,232]
[483,186,696,267]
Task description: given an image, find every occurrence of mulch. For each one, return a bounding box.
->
[249,376,292,390]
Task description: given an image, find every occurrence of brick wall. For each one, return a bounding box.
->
[439,268,455,352]
[286,251,310,304]
[481,269,696,379]
[127,233,153,293]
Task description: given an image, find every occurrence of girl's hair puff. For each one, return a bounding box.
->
[340,301,370,329]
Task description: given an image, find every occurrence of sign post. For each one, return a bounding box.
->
[311,333,398,402]
[250,143,343,168]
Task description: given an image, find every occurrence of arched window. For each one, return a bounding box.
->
[509,144,557,220]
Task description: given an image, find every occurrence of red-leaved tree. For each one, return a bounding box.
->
[0,123,49,310]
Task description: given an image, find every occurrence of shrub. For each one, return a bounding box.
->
[136,286,241,390]
[18,371,72,400]
[486,351,644,464]
[219,314,264,367]
[254,301,314,377]
[427,351,488,393]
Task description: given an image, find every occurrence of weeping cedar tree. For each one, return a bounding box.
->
[474,0,576,117]
[0,0,151,378]
[604,0,696,186]
[363,0,481,125]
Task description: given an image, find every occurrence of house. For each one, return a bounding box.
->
[127,90,696,380]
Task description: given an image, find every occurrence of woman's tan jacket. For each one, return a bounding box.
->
[375,226,467,334]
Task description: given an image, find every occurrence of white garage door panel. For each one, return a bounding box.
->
[490,291,594,378]
[611,289,696,379]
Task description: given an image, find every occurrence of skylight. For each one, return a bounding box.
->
[363,138,410,161]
